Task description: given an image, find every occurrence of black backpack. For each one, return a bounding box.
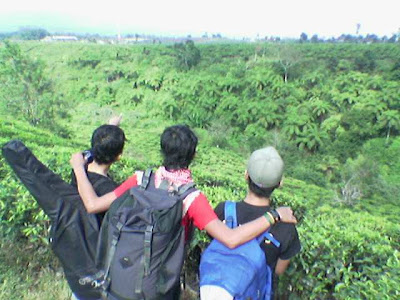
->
[2,140,109,299]
[94,169,196,300]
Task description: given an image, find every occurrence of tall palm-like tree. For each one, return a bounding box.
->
[296,124,328,152]
[377,110,400,143]
[321,114,343,138]
[283,107,312,140]
[309,97,332,123]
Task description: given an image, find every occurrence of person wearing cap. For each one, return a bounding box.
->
[208,146,301,299]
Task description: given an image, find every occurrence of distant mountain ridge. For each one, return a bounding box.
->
[0,11,123,35]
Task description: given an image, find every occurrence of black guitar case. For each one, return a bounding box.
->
[2,140,104,299]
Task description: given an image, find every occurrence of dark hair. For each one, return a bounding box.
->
[247,176,278,198]
[91,125,126,165]
[160,124,198,170]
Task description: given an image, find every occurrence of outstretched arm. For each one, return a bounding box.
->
[70,152,116,213]
[204,206,296,249]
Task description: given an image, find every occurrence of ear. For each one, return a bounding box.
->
[244,170,249,181]
[116,154,122,161]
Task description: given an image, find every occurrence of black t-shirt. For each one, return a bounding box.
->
[214,201,301,270]
[71,170,118,226]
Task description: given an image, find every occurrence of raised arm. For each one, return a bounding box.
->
[204,207,296,249]
[70,152,116,213]
[108,113,123,126]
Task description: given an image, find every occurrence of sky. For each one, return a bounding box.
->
[0,0,399,38]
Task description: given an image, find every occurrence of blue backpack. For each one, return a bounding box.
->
[199,201,280,300]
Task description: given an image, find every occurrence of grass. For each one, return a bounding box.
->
[0,232,199,300]
[0,234,71,300]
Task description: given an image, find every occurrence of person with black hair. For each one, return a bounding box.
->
[69,122,125,300]
[202,146,301,300]
[70,125,297,297]
[71,124,126,227]
[2,118,126,300]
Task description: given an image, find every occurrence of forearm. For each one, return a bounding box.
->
[205,216,271,249]
[230,216,272,247]
[205,206,296,249]
[70,152,116,213]
[73,165,101,213]
[275,259,290,275]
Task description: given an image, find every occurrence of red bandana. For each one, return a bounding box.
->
[154,166,193,188]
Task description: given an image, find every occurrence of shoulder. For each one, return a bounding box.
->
[272,222,299,237]
[270,222,301,255]
[87,172,118,195]
[185,191,218,230]
[214,201,226,212]
[214,201,226,220]
[113,172,141,198]
[185,190,206,208]
[134,171,144,185]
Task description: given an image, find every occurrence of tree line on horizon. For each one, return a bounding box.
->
[1,27,399,44]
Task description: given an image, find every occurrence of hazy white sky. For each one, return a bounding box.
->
[1,0,399,38]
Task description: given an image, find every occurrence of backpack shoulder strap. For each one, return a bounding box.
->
[224,201,237,229]
[223,201,281,247]
[139,168,152,190]
[177,182,196,196]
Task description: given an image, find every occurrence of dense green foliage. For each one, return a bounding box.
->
[0,41,399,299]
[0,41,69,136]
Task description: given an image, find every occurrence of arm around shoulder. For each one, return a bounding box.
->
[204,206,297,249]
[204,216,272,249]
[70,152,116,213]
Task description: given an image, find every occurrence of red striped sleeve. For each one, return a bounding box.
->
[113,174,138,198]
[187,192,218,230]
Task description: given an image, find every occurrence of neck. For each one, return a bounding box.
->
[87,161,110,177]
[244,190,271,206]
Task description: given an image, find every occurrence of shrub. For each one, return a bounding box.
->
[277,206,400,299]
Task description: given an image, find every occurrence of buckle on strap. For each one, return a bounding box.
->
[224,201,237,229]
[144,225,153,276]
[135,225,153,295]
[262,231,281,248]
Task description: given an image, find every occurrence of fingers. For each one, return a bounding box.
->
[70,152,85,168]
[276,206,297,224]
[284,209,297,224]
[290,214,298,224]
[108,113,123,126]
